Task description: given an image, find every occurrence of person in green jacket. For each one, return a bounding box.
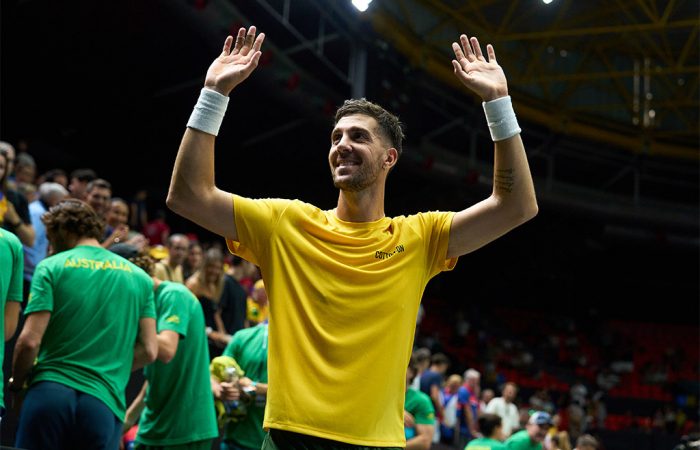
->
[466,413,506,450]
[505,411,552,450]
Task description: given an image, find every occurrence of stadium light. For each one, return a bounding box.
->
[351,0,372,12]
[542,0,554,3]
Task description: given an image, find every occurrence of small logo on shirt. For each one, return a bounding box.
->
[165,315,180,324]
[374,244,405,260]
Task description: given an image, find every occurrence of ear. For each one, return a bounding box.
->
[383,147,399,170]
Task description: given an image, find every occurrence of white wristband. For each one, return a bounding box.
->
[187,88,230,136]
[482,95,521,142]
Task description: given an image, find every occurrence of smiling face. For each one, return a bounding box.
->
[328,114,396,192]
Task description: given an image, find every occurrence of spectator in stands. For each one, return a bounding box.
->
[487,381,521,438]
[411,347,432,391]
[481,387,495,411]
[440,373,462,445]
[466,413,507,450]
[182,240,203,280]
[246,279,269,326]
[67,168,97,200]
[1,228,23,416]
[505,411,552,450]
[458,368,482,447]
[102,197,131,248]
[119,245,218,449]
[9,199,157,449]
[420,352,450,426]
[84,178,112,219]
[216,258,249,336]
[405,356,436,450]
[573,434,599,450]
[153,233,189,283]
[529,388,555,415]
[23,182,69,293]
[13,153,36,187]
[186,247,230,356]
[0,142,17,188]
[226,255,258,294]
[0,147,35,247]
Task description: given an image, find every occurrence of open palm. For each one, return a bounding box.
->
[205,26,265,96]
[451,35,508,102]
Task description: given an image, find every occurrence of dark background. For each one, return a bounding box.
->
[1,0,698,327]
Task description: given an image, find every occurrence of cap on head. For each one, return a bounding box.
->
[109,243,139,260]
[528,411,553,426]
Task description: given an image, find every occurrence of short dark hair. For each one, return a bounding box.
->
[70,168,97,183]
[334,98,405,158]
[478,413,503,438]
[86,178,111,193]
[431,352,450,366]
[413,347,431,364]
[43,199,105,242]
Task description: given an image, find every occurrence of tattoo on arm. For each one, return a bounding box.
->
[495,168,514,193]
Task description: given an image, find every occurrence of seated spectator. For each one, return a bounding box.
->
[67,168,97,200]
[102,197,131,248]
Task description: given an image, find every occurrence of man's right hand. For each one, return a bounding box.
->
[204,26,265,96]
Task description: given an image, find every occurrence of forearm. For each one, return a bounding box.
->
[492,133,537,218]
[167,128,216,215]
[5,302,20,341]
[12,338,40,387]
[406,425,434,450]
[13,223,35,247]
[132,340,153,371]
[124,381,148,431]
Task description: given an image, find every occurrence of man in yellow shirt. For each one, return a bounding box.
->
[167,25,537,449]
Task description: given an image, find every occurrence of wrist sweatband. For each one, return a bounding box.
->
[187,88,230,136]
[482,95,521,142]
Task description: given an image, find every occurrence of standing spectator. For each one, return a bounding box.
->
[13,153,37,187]
[216,265,249,337]
[227,255,258,294]
[505,411,552,450]
[411,347,432,391]
[216,321,270,450]
[9,199,157,449]
[84,178,112,219]
[458,368,483,447]
[1,229,23,415]
[440,374,463,445]
[23,182,69,294]
[487,382,521,437]
[0,147,35,247]
[405,356,436,450]
[0,142,17,188]
[36,168,68,188]
[153,234,189,283]
[67,168,97,201]
[186,247,230,356]
[420,353,451,425]
[101,198,131,248]
[481,388,495,411]
[182,240,203,280]
[246,279,269,326]
[121,245,218,449]
[467,413,507,450]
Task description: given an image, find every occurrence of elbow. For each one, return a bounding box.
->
[165,190,183,215]
[157,346,176,364]
[145,341,159,365]
[15,334,41,354]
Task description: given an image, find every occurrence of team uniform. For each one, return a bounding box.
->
[227,195,457,447]
[467,437,508,450]
[15,245,155,449]
[135,281,218,449]
[404,388,435,440]
[0,229,23,413]
[221,322,269,450]
[505,430,543,450]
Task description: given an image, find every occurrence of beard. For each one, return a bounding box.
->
[331,157,383,192]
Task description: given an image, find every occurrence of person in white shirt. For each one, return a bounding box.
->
[485,381,520,437]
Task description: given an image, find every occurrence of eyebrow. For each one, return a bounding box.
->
[330,126,372,139]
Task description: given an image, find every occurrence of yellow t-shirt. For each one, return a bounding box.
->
[226,195,457,447]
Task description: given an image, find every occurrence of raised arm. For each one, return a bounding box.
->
[446,35,538,259]
[166,26,265,240]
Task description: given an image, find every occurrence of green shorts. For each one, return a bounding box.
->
[134,439,213,450]
[262,429,402,450]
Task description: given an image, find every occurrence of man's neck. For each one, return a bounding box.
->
[335,187,386,222]
[75,237,101,248]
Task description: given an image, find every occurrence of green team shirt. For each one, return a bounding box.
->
[404,387,435,440]
[222,323,269,449]
[25,245,155,420]
[137,281,218,445]
[467,437,508,450]
[0,229,23,409]
[505,430,542,450]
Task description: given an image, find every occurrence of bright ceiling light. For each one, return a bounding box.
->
[543,0,553,3]
[351,0,372,12]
